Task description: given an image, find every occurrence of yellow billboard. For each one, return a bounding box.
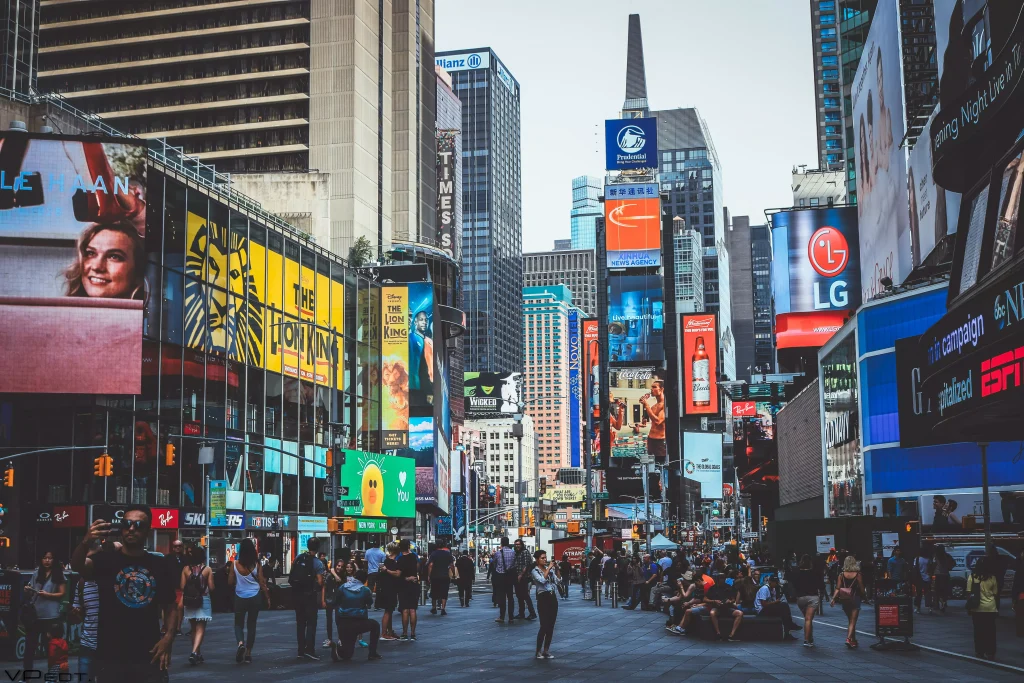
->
[381,286,409,447]
[547,486,586,504]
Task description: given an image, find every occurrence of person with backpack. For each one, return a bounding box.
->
[332,567,383,661]
[829,555,865,649]
[966,556,999,660]
[290,537,325,660]
[179,544,214,665]
[227,538,271,665]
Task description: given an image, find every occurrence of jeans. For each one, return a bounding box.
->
[625,585,642,609]
[294,592,319,655]
[335,616,380,659]
[536,591,558,652]
[22,617,61,670]
[972,612,997,658]
[758,603,798,631]
[497,574,516,620]
[77,645,96,680]
[457,581,472,606]
[325,604,335,639]
[233,593,262,650]
[588,577,599,600]
[516,578,537,618]
[915,580,931,610]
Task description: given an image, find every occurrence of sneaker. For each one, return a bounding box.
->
[665,626,677,633]
[399,634,409,641]
[675,627,687,636]
[358,640,368,648]
[803,641,814,648]
[494,618,504,624]
[188,652,199,666]
[380,634,399,642]
[236,643,245,663]
[323,638,332,648]
[368,653,383,661]
[525,614,537,621]
[441,609,447,616]
[303,652,321,661]
[409,634,417,641]
[536,652,545,660]
[727,636,740,643]
[543,652,555,659]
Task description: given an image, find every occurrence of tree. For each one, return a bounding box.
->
[348,236,374,267]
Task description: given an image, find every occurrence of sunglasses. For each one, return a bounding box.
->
[120,519,150,531]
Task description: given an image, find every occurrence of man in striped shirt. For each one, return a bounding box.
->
[492,537,517,624]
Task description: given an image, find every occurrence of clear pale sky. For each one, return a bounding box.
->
[435,0,819,252]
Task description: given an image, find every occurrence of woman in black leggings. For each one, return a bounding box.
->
[531,550,560,659]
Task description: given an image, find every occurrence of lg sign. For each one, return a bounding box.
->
[808,226,850,309]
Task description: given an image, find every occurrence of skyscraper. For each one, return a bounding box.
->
[1,0,37,95]
[727,215,775,382]
[672,217,704,314]
[522,249,597,317]
[36,0,438,258]
[435,47,522,373]
[570,175,602,249]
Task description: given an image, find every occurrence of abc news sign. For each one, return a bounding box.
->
[898,271,1024,443]
[775,207,862,313]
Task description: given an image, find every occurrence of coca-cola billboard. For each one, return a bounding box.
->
[680,314,719,416]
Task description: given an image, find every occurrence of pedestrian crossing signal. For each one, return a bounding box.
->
[567,521,580,534]
[2,466,13,488]
[164,443,176,467]
[93,454,113,477]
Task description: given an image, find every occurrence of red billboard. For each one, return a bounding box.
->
[680,314,719,416]
[605,194,662,268]
[775,311,851,349]
[731,401,756,417]
[583,318,600,445]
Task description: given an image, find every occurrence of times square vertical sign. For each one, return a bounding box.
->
[436,130,457,259]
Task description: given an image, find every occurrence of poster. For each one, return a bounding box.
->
[337,450,416,518]
[608,366,667,461]
[680,314,719,416]
[381,286,410,447]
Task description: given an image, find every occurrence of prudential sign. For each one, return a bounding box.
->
[605,118,658,170]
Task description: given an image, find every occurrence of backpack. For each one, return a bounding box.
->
[183,565,205,609]
[966,572,983,612]
[289,553,317,594]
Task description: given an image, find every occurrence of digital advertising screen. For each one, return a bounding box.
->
[607,273,664,362]
[464,371,522,418]
[607,366,667,462]
[682,432,723,499]
[381,286,410,448]
[0,135,147,394]
[407,281,435,416]
[568,309,582,468]
[680,314,719,416]
[583,319,600,443]
[604,117,658,170]
[604,184,662,268]
[338,450,416,518]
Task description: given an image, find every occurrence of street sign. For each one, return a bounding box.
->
[522,497,537,503]
[577,513,593,519]
[354,518,388,533]
[337,498,361,509]
[743,532,759,539]
[322,484,349,500]
[594,492,609,500]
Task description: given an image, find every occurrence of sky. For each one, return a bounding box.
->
[435,0,819,252]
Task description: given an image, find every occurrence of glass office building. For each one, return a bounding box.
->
[435,47,522,374]
[570,175,602,250]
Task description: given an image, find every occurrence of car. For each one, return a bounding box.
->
[944,545,1017,598]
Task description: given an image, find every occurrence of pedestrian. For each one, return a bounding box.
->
[755,574,799,639]
[1011,549,1024,638]
[332,567,383,661]
[45,621,69,679]
[513,539,538,620]
[558,553,572,600]
[290,536,325,660]
[427,540,454,615]
[22,550,67,673]
[74,545,101,680]
[455,551,475,607]
[531,550,560,660]
[180,544,214,665]
[395,539,420,640]
[587,549,603,601]
[323,559,344,649]
[378,542,401,641]
[966,556,999,659]
[791,554,821,647]
[829,555,865,648]
[365,540,386,608]
[70,506,178,681]
[623,556,644,609]
[601,551,615,598]
[165,539,187,636]
[639,554,661,610]
[227,538,269,664]
[492,537,518,624]
[709,570,744,642]
[932,545,954,613]
[886,547,907,583]
[913,547,932,613]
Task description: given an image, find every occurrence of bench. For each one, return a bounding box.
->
[691,612,788,641]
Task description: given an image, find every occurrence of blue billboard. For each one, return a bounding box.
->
[605,118,658,170]
[568,309,582,468]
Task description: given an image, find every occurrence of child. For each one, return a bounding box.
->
[46,622,69,677]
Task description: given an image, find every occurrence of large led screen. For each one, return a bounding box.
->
[608,366,667,462]
[604,184,662,268]
[680,314,720,416]
[338,450,416,518]
[0,135,147,394]
[607,273,664,362]
[682,432,723,499]
[464,371,522,418]
[381,286,410,447]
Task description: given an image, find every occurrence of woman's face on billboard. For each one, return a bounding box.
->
[82,228,137,298]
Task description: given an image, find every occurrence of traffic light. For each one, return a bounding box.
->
[0,537,9,547]
[342,519,357,533]
[2,466,12,488]
[567,521,580,534]
[528,508,535,527]
[539,477,547,496]
[164,443,176,467]
[506,510,513,522]
[94,454,113,477]
[328,518,339,533]
[325,449,333,469]
[712,500,721,517]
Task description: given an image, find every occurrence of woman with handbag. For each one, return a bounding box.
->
[22,551,67,672]
[966,557,999,659]
[227,538,270,664]
[829,555,864,649]
[180,544,214,666]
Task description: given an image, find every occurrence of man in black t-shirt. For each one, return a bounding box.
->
[378,543,401,641]
[71,505,178,682]
[395,540,420,640]
[427,543,454,615]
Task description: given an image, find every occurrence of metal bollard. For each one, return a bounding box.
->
[595,585,601,606]
[611,588,618,608]
[420,580,428,606]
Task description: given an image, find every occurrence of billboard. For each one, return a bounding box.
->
[463,371,522,418]
[436,429,450,514]
[682,432,723,499]
[605,117,658,170]
[608,273,664,362]
[436,130,458,260]
[0,135,147,394]
[907,107,961,267]
[435,51,490,72]
[605,186,662,268]
[680,314,719,416]
[820,333,862,517]
[381,286,410,448]
[852,0,910,301]
[567,309,582,468]
[407,281,435,413]
[583,319,600,444]
[608,366,666,461]
[772,207,861,315]
[338,450,415,518]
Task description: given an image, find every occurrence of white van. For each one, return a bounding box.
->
[945,545,1017,598]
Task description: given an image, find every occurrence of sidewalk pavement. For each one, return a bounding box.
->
[804,596,1024,672]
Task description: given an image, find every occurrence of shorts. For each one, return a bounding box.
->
[739,606,758,616]
[431,578,451,599]
[647,437,666,460]
[796,595,820,612]
[398,582,420,611]
[688,605,708,616]
[377,591,397,612]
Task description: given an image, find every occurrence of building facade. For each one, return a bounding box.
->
[36,0,439,259]
[727,215,775,382]
[750,223,775,374]
[671,216,704,314]
[1,0,37,94]
[464,415,535,513]
[570,175,602,250]
[792,167,847,207]
[435,47,522,374]
[522,286,573,484]
[553,239,572,251]
[522,248,597,317]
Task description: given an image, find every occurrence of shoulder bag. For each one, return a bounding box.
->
[837,574,853,602]
[966,573,982,612]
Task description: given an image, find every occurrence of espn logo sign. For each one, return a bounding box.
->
[981,344,1024,397]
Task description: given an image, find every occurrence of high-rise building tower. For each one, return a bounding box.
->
[522,249,597,317]
[727,215,775,382]
[672,217,704,314]
[36,0,438,259]
[570,175,602,249]
[2,0,37,95]
[522,285,574,483]
[435,47,522,373]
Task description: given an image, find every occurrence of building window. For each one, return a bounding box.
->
[821,41,837,52]
[820,28,836,39]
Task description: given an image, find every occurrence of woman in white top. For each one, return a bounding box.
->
[227,539,270,664]
[180,545,215,666]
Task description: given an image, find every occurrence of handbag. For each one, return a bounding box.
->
[836,575,853,602]
[66,579,84,626]
[966,573,982,612]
